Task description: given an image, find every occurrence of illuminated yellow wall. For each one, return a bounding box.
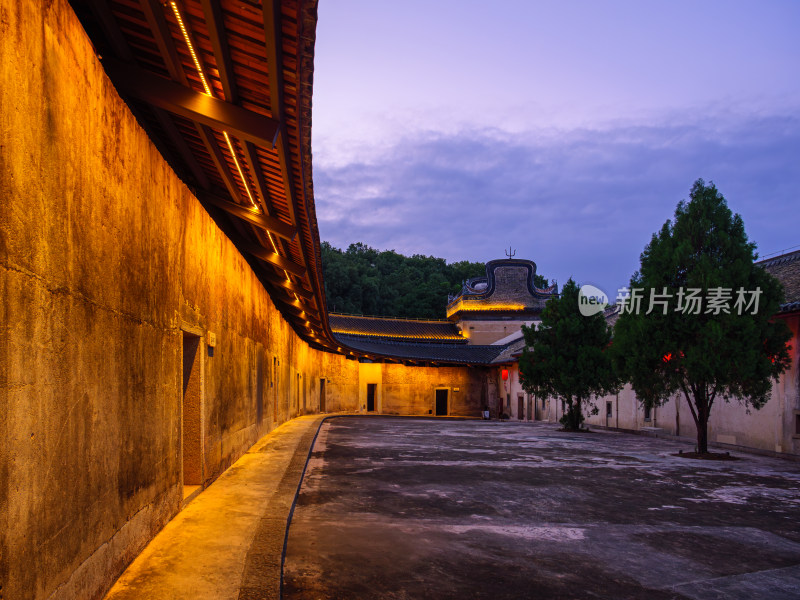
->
[381,364,486,416]
[319,360,486,416]
[320,352,360,412]
[0,2,341,597]
[0,3,485,599]
[322,362,487,415]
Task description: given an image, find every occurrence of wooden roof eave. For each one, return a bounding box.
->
[75,0,338,347]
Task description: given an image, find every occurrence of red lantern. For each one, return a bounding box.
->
[501,368,509,381]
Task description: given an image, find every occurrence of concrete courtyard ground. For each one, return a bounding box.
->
[283,417,800,600]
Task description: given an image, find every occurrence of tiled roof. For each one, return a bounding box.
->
[330,313,511,364]
[329,314,466,343]
[782,301,800,313]
[491,338,528,364]
[758,249,800,313]
[333,334,505,365]
[604,304,622,326]
[446,258,556,319]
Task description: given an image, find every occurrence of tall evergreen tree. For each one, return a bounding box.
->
[519,279,619,430]
[613,180,791,453]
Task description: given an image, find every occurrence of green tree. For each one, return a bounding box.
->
[519,278,619,430]
[613,179,792,453]
[320,242,488,318]
[533,273,550,289]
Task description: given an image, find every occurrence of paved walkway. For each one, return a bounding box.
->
[104,414,325,600]
[102,416,800,599]
[284,417,800,600]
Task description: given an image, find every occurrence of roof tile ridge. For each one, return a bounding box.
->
[328,312,451,323]
[757,248,800,267]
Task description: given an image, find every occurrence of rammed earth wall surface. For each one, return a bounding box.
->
[0,2,478,598]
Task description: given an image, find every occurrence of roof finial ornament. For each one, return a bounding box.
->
[505,245,516,258]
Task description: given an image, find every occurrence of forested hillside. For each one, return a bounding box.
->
[320,242,549,319]
[320,242,484,318]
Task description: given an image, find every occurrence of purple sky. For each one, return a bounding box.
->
[311,0,800,296]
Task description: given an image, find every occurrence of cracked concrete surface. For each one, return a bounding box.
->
[284,417,800,599]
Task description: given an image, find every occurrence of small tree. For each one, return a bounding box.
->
[613,179,791,453]
[520,279,619,430]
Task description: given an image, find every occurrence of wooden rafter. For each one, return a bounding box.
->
[197,0,288,251]
[195,125,244,203]
[136,0,303,281]
[275,299,322,326]
[198,192,296,241]
[104,60,280,149]
[199,0,236,101]
[139,0,185,82]
[74,0,336,349]
[261,0,284,121]
[153,109,211,189]
[260,272,315,300]
[86,0,133,61]
[261,1,311,277]
[244,244,306,277]
[242,142,279,224]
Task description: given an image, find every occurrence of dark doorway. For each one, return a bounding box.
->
[182,332,202,497]
[435,389,448,416]
[256,350,264,425]
[273,357,278,422]
[320,378,326,413]
[517,394,524,420]
[296,373,301,416]
[367,383,377,412]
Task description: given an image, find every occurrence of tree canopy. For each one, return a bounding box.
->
[519,278,619,430]
[612,179,792,453]
[320,242,488,319]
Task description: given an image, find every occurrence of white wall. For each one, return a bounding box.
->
[583,313,799,456]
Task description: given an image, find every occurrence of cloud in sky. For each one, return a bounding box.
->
[311,1,800,300]
[313,0,800,151]
[315,113,800,295]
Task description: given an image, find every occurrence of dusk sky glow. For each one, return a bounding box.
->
[312,0,800,296]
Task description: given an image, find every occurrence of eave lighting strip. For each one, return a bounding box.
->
[223,131,258,210]
[329,328,463,341]
[169,2,304,320]
[169,1,259,213]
